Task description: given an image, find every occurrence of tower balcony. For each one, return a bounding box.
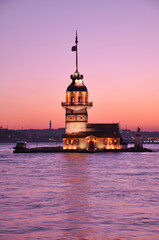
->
[61,102,93,111]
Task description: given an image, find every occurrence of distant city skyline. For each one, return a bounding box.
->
[0,0,159,131]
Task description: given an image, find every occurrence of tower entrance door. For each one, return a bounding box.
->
[86,136,96,150]
[89,140,95,150]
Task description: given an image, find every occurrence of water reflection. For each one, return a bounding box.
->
[57,153,113,239]
[60,153,93,239]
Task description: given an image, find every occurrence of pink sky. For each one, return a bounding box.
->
[0,0,159,131]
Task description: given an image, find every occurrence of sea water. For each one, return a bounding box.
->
[0,143,159,240]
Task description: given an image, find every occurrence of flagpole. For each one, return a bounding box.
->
[75,30,78,72]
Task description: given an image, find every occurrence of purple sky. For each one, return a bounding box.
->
[0,0,159,130]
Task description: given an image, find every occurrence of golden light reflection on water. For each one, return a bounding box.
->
[59,153,94,239]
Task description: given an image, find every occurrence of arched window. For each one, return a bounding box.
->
[69,139,74,145]
[78,97,82,103]
[71,97,74,104]
[109,139,112,145]
[104,139,108,145]
[65,139,69,145]
[113,139,118,145]
[75,139,79,145]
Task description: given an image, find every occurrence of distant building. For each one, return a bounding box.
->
[49,120,52,130]
[134,127,143,149]
[61,33,127,150]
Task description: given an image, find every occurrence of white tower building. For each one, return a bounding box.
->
[134,127,143,149]
[61,32,93,134]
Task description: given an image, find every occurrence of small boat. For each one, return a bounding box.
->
[14,141,27,150]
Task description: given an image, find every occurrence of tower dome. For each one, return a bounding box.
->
[66,31,87,92]
[67,71,87,92]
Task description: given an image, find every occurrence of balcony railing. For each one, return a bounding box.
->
[61,102,93,107]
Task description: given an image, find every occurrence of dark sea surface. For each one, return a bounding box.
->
[0,143,159,240]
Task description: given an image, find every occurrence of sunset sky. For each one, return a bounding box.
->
[0,0,159,131]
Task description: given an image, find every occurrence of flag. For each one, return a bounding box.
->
[71,45,77,51]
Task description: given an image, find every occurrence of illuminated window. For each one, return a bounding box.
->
[78,97,82,103]
[75,139,79,145]
[113,139,118,145]
[71,97,74,104]
[70,139,74,145]
[65,139,69,145]
[109,139,112,145]
[104,139,108,145]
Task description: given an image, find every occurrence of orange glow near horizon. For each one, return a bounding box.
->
[0,72,158,131]
[0,67,158,131]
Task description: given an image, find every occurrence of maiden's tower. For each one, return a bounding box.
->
[61,33,127,150]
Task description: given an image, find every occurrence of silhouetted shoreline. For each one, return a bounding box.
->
[0,128,159,143]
